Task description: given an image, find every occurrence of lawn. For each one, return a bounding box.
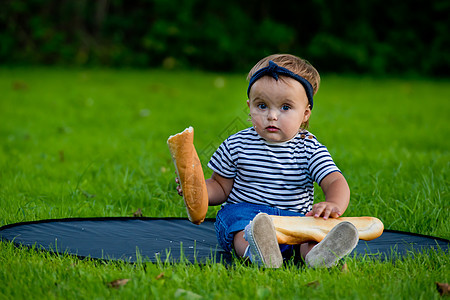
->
[0,67,449,299]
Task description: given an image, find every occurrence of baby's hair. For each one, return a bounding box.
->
[247,54,320,96]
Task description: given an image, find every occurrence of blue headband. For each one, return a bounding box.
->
[247,60,314,109]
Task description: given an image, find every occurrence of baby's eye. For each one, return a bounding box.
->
[281,105,290,111]
[257,103,267,109]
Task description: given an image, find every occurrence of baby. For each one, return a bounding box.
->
[178,54,358,268]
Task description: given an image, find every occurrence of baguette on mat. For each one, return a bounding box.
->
[270,216,384,244]
[167,127,208,225]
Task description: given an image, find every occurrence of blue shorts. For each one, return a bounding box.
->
[215,202,305,253]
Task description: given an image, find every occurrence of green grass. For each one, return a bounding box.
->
[1,67,449,299]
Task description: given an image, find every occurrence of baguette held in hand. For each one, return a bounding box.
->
[167,127,208,225]
[270,216,384,244]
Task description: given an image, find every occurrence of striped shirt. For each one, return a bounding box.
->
[207,127,341,214]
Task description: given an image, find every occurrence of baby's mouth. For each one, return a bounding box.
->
[266,126,279,132]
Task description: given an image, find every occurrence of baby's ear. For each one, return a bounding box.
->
[247,99,250,108]
[303,106,311,122]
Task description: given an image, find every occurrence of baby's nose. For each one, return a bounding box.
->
[267,109,278,120]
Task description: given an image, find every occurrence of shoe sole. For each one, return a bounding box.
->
[247,213,283,268]
[305,221,359,268]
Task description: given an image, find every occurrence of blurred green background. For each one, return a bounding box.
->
[1,0,449,76]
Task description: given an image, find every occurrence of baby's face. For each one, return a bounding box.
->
[248,76,311,143]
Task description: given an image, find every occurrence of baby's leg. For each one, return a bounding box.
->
[233,231,249,257]
[300,242,317,258]
[237,231,314,261]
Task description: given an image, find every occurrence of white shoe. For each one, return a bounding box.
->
[244,213,283,268]
[305,221,359,268]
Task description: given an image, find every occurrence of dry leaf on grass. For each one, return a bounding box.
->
[59,150,65,162]
[81,190,95,198]
[305,280,320,288]
[436,282,450,296]
[133,208,143,217]
[12,81,29,90]
[155,272,164,280]
[341,263,349,273]
[107,278,130,289]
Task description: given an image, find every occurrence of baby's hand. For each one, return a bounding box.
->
[305,201,342,220]
[175,177,183,196]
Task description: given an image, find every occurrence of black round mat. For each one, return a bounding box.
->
[1,217,448,263]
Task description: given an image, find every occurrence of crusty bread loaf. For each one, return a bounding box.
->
[167,127,208,225]
[270,216,384,244]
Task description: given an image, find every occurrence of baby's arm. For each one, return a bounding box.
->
[175,171,233,206]
[305,172,350,219]
[206,172,234,206]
